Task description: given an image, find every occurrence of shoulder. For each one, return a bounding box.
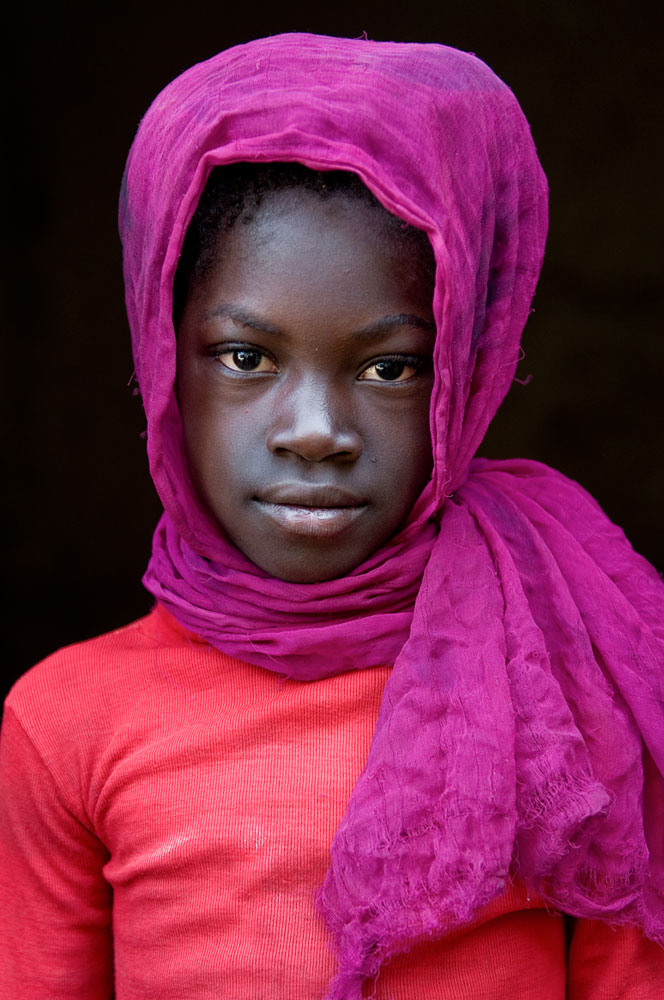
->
[6,612,158,717]
[2,606,213,809]
[3,606,199,756]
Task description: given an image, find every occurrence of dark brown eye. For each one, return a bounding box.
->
[232,349,262,371]
[359,357,420,382]
[217,349,277,373]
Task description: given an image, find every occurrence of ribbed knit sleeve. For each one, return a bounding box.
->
[568,919,664,998]
[0,705,113,998]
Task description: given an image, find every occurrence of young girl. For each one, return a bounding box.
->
[1,32,663,1000]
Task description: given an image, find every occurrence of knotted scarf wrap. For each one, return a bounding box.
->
[120,34,664,997]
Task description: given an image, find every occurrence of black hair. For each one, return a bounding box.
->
[173,162,436,325]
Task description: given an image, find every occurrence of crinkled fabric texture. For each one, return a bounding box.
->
[120,33,664,998]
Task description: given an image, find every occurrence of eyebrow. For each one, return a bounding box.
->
[205,305,436,339]
[354,314,436,339]
[205,305,282,335]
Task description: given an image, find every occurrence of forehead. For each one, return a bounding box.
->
[196,188,436,317]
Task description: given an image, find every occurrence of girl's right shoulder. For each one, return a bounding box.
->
[1,604,205,833]
[3,604,183,747]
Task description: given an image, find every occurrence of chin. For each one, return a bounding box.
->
[249,547,365,584]
[259,560,353,585]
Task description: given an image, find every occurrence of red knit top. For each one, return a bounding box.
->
[1,604,661,998]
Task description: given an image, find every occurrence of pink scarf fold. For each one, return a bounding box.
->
[120,34,664,997]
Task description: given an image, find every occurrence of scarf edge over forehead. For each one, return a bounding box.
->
[120,33,664,997]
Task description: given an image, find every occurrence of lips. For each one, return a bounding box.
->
[254,483,367,538]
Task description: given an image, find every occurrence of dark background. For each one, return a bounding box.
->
[3,1,662,699]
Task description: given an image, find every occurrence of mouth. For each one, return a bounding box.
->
[253,484,368,538]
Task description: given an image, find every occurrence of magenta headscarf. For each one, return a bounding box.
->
[120,34,664,997]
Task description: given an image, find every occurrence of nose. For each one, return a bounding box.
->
[265,376,363,463]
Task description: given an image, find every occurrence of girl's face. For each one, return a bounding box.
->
[177,190,435,582]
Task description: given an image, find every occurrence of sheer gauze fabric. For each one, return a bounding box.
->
[120,33,664,999]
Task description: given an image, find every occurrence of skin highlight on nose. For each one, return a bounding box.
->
[265,377,363,463]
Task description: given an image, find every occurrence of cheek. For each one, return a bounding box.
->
[181,396,240,500]
[371,396,433,511]
[402,424,434,502]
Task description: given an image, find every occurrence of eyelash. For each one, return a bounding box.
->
[209,344,428,383]
[210,344,278,375]
[359,354,427,382]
